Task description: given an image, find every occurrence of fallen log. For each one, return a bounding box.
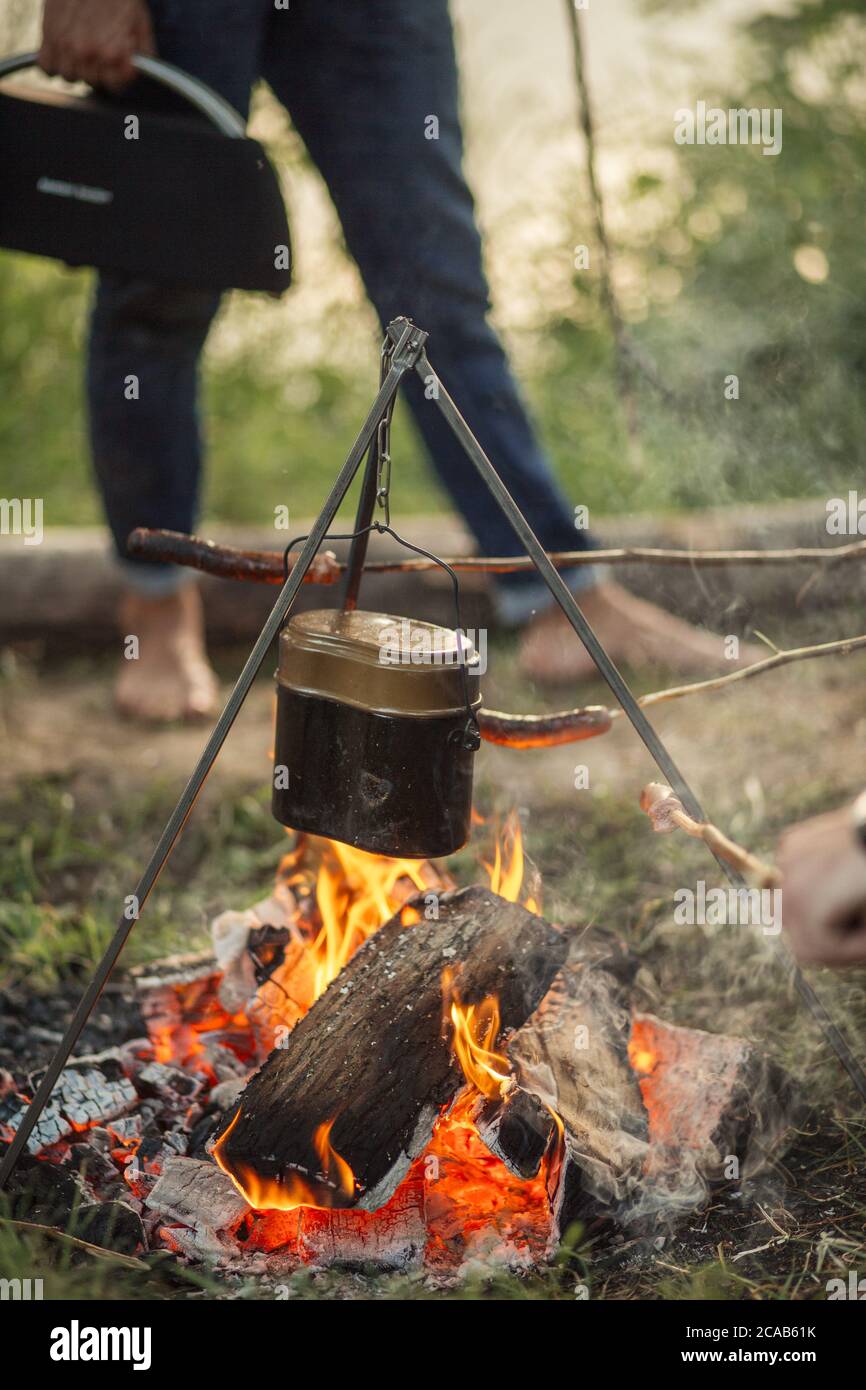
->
[212,886,567,1210]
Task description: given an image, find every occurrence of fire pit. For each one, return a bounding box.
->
[0,821,798,1281]
[3,318,843,1298]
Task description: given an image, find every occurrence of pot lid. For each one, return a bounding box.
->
[277,609,481,717]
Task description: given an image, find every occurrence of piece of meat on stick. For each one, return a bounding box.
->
[639,781,780,886]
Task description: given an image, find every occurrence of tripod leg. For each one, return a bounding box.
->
[0,323,424,1190]
[416,348,866,1107]
[416,350,711,827]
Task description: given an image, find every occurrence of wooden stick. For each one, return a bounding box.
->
[0,1217,150,1270]
[639,781,780,886]
[482,634,866,749]
[127,527,866,583]
[614,634,866,717]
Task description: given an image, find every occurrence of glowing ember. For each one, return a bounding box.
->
[628,1019,659,1076]
[143,970,254,1080]
[629,1044,656,1074]
[422,1101,552,1266]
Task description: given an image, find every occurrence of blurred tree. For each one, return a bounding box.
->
[1,0,864,525]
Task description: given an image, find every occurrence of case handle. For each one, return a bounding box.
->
[0,50,245,138]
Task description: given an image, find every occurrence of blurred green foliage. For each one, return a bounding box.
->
[536,0,866,513]
[0,0,864,529]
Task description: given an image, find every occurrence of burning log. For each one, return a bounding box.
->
[501,955,799,1234]
[212,886,567,1211]
[629,1012,800,1184]
[472,1085,556,1180]
[508,959,650,1227]
[250,1170,429,1271]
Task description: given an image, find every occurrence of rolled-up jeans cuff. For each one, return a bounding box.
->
[494,562,601,627]
[116,556,200,597]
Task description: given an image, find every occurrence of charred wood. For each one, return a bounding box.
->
[212,887,566,1209]
[473,1084,556,1179]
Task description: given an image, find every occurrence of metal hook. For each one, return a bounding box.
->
[375,340,396,526]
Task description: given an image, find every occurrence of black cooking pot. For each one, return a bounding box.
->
[272,609,481,858]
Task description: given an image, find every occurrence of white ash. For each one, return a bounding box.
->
[145,1155,249,1236]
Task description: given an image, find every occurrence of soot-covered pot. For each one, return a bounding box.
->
[272,609,481,858]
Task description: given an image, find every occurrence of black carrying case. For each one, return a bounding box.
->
[0,52,291,294]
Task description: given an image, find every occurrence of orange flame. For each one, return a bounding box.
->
[282,836,434,1002]
[443,969,511,1101]
[481,810,540,915]
[627,1024,658,1075]
[213,1108,355,1212]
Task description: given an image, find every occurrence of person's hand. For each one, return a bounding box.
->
[39,0,155,93]
[777,803,866,966]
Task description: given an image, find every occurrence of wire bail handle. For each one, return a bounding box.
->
[281,518,481,754]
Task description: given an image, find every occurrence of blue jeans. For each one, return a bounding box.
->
[88,0,598,623]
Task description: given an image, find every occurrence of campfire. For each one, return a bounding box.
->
[0,814,797,1278]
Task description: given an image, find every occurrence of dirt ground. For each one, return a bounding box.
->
[2,607,863,821]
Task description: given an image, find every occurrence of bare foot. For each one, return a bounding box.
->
[114,586,219,722]
[519,582,766,685]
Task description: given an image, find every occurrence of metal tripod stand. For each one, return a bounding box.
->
[1,315,863,1189]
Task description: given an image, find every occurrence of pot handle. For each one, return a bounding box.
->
[0,50,246,138]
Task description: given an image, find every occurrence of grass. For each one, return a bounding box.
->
[0,772,288,990]
[0,666,864,1298]
[0,1203,221,1301]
